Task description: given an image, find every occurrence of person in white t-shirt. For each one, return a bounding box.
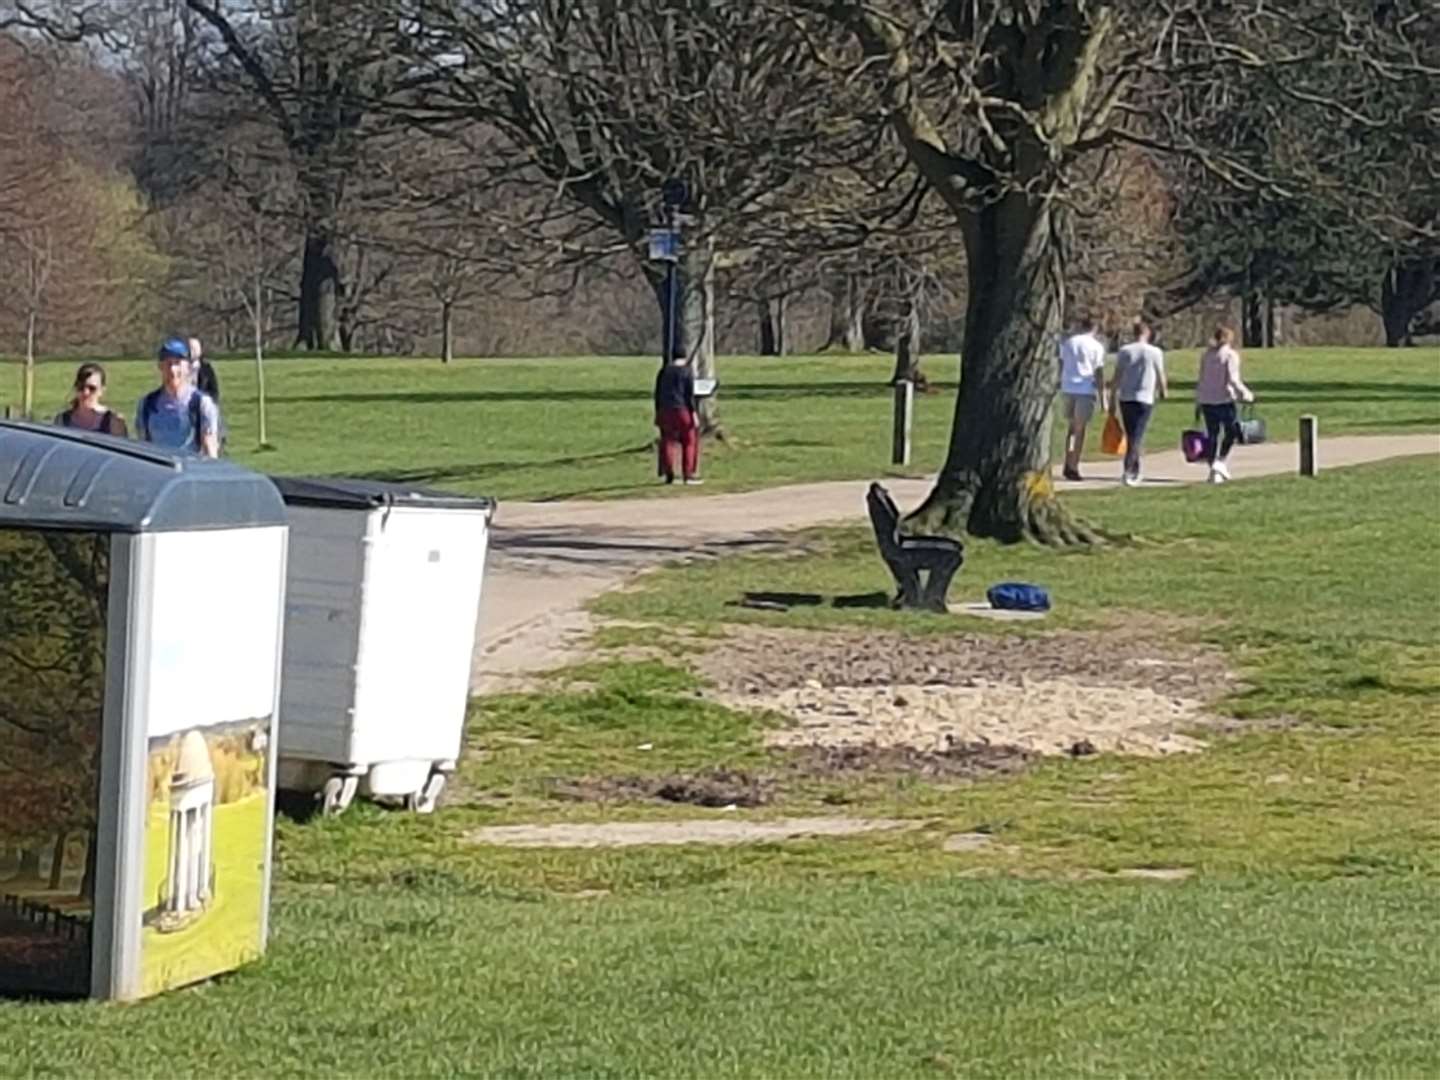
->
[1058,316,1107,481]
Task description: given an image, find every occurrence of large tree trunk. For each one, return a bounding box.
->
[758,298,778,355]
[1241,290,1263,349]
[758,294,789,356]
[48,831,67,890]
[909,195,1095,545]
[1263,289,1280,347]
[296,229,341,351]
[889,290,923,384]
[1381,259,1438,347]
[80,830,97,901]
[645,242,720,433]
[682,236,720,433]
[824,273,866,351]
[253,278,269,447]
[22,309,36,419]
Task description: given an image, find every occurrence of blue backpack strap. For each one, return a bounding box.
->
[139,389,161,439]
[189,392,205,451]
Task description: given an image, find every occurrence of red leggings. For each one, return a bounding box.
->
[656,407,699,480]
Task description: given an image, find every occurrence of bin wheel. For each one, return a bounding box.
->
[406,772,447,815]
[320,775,359,816]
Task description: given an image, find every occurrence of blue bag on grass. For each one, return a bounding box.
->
[986,582,1051,612]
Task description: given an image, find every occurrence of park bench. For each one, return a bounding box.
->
[865,482,964,613]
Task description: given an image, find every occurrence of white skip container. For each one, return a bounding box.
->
[271,478,494,815]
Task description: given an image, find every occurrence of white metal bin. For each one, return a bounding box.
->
[0,421,287,1001]
[271,478,494,815]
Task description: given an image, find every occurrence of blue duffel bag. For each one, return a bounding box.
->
[986,582,1051,612]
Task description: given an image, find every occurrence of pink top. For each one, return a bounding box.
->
[1196,345,1251,405]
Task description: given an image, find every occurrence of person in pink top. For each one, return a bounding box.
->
[1194,324,1255,484]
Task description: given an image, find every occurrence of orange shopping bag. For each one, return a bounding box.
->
[1100,413,1127,456]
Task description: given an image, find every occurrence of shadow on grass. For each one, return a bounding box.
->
[1165,379,1440,401]
[1339,415,1440,430]
[493,528,784,568]
[272,381,920,407]
[350,442,653,487]
[732,590,891,611]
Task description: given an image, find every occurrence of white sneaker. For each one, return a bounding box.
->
[683,477,704,486]
[1208,468,1226,484]
[1122,475,1140,488]
[1214,460,1231,480]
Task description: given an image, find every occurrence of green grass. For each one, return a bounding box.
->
[4,878,1437,1078]
[0,360,1436,1075]
[595,455,1440,648]
[5,348,1435,500]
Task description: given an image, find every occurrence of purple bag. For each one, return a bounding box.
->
[1181,429,1210,463]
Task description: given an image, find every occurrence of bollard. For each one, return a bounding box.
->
[1299,414,1318,477]
[892,379,913,466]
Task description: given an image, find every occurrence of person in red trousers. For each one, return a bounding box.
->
[654,353,701,485]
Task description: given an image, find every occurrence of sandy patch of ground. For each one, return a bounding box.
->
[695,626,1234,698]
[697,627,1229,759]
[466,816,915,848]
[723,680,1206,757]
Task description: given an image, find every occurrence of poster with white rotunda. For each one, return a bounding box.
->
[138,527,284,996]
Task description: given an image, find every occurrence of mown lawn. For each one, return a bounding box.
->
[7,348,1437,501]
[3,456,1435,1076]
[0,357,1435,1076]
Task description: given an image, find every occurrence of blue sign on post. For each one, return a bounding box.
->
[648,228,680,263]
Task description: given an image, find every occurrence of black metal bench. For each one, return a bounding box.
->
[865,482,964,612]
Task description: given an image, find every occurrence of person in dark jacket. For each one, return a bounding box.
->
[653,354,701,485]
[187,337,221,403]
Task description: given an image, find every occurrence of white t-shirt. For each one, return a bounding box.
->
[1113,342,1166,404]
[1059,332,1106,396]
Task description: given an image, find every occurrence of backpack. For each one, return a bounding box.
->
[58,408,120,435]
[194,359,221,403]
[986,582,1052,612]
[140,388,218,454]
[192,362,228,449]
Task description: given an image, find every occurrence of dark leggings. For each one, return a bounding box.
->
[1201,402,1239,465]
[1119,400,1153,476]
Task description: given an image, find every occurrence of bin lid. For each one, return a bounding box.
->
[270,476,495,515]
[0,420,286,533]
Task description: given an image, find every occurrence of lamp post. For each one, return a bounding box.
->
[649,178,687,366]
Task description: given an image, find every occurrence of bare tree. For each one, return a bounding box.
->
[400,0,887,430]
[774,0,1439,542]
[177,0,453,350]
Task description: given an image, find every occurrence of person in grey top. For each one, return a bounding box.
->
[1109,319,1167,485]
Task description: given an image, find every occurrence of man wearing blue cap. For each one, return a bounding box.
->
[135,337,222,458]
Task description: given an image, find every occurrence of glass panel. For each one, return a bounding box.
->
[0,529,109,998]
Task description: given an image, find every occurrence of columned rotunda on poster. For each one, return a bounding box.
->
[163,731,215,918]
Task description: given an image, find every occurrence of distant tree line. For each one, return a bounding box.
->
[2,0,1435,541]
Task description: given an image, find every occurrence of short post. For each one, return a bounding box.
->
[1299,414,1318,477]
[2,404,12,420]
[892,379,913,466]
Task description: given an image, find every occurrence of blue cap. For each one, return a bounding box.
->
[158,337,190,359]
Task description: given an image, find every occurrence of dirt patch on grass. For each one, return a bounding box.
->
[696,626,1234,698]
[784,742,1031,780]
[731,680,1207,757]
[466,816,916,849]
[545,743,1029,811]
[549,769,775,808]
[696,626,1230,758]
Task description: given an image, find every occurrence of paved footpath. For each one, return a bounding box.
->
[469,434,1439,694]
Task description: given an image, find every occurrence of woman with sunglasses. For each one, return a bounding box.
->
[55,362,128,437]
